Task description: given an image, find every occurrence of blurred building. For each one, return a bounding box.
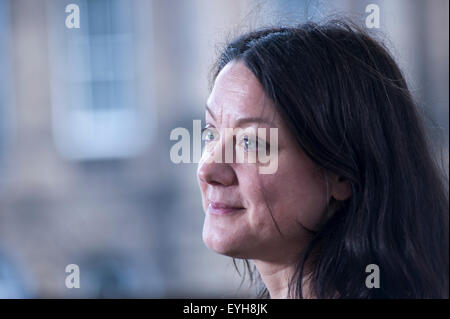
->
[0,0,448,298]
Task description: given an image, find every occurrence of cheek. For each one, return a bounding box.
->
[259,152,329,232]
[235,169,289,238]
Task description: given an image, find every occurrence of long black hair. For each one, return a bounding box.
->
[211,20,449,298]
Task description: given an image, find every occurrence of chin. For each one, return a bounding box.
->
[202,224,245,258]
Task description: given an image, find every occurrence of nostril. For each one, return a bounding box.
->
[197,161,237,187]
[198,170,221,186]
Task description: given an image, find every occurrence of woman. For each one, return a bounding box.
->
[196,20,449,298]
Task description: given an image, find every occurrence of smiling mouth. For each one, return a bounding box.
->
[208,201,245,215]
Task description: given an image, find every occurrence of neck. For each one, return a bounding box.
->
[253,258,313,299]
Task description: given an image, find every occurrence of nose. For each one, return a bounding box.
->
[197,140,237,187]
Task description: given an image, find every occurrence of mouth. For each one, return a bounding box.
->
[207,201,245,215]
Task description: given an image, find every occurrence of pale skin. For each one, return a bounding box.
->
[197,61,351,299]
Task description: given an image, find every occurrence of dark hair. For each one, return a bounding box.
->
[211,20,449,299]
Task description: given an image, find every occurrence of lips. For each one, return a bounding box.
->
[208,200,245,215]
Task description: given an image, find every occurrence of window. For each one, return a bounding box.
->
[47,0,154,160]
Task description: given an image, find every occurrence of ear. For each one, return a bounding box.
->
[329,173,352,201]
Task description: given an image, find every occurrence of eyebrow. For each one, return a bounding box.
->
[205,104,274,127]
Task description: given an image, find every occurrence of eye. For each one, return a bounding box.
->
[240,134,270,152]
[202,126,218,143]
[243,135,257,151]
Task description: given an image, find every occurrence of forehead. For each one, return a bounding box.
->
[206,61,275,121]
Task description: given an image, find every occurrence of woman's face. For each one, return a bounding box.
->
[197,61,332,262]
